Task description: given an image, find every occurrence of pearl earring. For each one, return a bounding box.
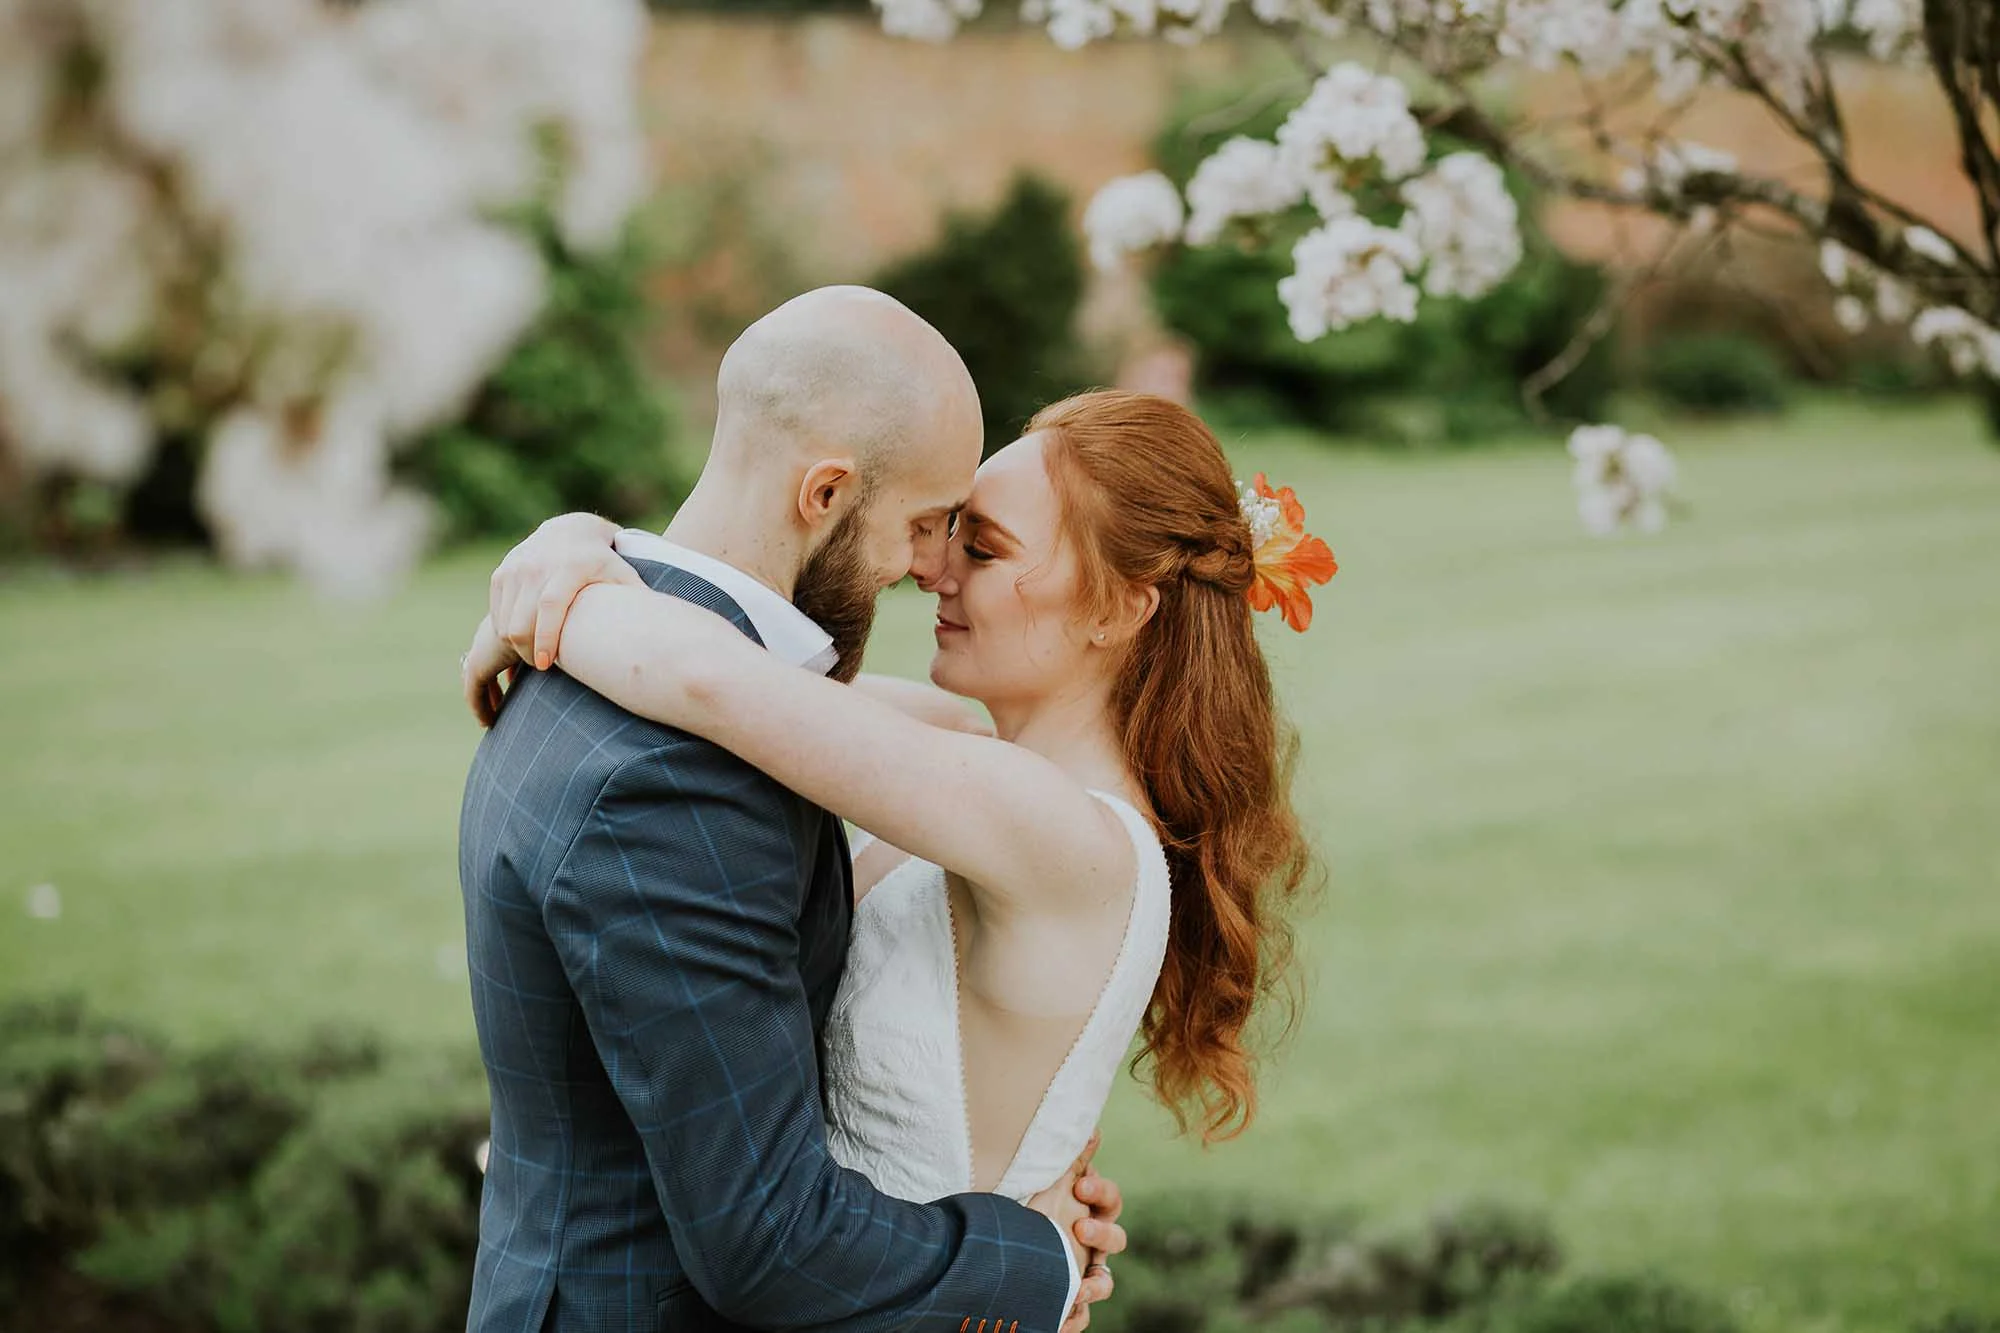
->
[1093,631,1106,643]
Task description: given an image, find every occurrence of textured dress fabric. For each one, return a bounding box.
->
[825,793,1172,1203]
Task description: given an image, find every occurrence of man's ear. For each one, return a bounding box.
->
[797,458,861,530]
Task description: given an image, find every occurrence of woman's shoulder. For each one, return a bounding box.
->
[1087,788,1168,873]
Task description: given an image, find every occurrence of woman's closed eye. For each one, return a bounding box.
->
[962,542,996,564]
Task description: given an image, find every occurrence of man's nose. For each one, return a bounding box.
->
[910,534,949,590]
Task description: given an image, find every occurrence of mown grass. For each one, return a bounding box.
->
[3,398,1996,1331]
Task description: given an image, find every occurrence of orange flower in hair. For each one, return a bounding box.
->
[1239,473,1337,632]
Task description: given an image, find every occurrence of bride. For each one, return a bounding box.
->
[464,387,1327,1237]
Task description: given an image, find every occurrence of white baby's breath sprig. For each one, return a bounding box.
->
[1238,481,1283,548]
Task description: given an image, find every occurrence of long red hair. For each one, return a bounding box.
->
[1029,389,1316,1142]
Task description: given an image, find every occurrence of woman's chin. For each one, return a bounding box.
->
[928,653,970,696]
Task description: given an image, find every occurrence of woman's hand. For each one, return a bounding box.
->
[462,617,525,728]
[489,513,644,671]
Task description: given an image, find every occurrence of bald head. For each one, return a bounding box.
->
[711,286,981,485]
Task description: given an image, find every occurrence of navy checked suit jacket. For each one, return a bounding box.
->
[458,559,1071,1333]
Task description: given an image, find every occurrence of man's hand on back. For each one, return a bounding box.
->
[1028,1130,1128,1333]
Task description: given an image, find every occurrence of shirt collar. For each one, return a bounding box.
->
[613,530,838,678]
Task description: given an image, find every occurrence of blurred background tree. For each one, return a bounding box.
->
[873,174,1092,453]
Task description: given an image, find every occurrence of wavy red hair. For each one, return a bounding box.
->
[1028,389,1316,1142]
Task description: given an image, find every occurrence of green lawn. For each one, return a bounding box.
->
[3,398,1997,1331]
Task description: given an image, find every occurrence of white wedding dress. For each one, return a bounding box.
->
[824,792,1173,1202]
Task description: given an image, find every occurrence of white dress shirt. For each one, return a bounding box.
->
[611,528,1084,1320]
[614,530,838,676]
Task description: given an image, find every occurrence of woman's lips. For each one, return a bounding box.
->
[934,614,969,634]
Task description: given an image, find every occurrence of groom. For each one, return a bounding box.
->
[458,287,1121,1333]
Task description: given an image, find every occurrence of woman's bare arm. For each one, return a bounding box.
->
[488,585,1131,917]
[852,675,994,736]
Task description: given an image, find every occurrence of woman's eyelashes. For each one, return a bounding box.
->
[962,542,996,564]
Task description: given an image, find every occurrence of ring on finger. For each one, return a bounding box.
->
[1084,1262,1111,1277]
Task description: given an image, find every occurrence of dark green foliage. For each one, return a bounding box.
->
[1643,333,1790,416]
[1089,1195,1560,1333]
[873,174,1091,453]
[1916,1314,2000,1333]
[10,1001,1974,1333]
[0,999,486,1333]
[1447,1275,1740,1333]
[1147,90,1616,441]
[1845,352,1951,400]
[1981,378,2000,442]
[400,210,683,541]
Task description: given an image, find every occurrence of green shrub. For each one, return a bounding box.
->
[1844,351,1949,400]
[400,208,684,541]
[1147,88,1616,441]
[0,999,486,1333]
[1981,378,2000,442]
[1090,1195,1560,1333]
[873,174,1091,453]
[1643,333,1790,416]
[1451,1274,1742,1333]
[1916,1313,2000,1333]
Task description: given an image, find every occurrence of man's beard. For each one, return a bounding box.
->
[793,502,879,684]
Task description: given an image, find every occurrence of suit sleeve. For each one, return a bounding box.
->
[542,737,1073,1333]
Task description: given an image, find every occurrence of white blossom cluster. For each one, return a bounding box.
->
[1816,236,1988,382]
[1085,64,1523,336]
[1909,308,2000,380]
[877,0,985,41]
[1279,216,1423,338]
[1184,137,1303,245]
[1840,0,1922,59]
[899,0,1950,364]
[1081,170,1185,271]
[1399,152,1522,298]
[1276,62,1428,204]
[1568,424,1678,536]
[0,0,648,593]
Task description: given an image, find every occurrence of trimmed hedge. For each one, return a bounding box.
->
[1642,332,1791,416]
[7,1000,1994,1333]
[1091,1195,1560,1333]
[1,999,487,1333]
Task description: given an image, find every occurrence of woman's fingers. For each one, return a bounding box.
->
[533,576,585,672]
[463,619,523,727]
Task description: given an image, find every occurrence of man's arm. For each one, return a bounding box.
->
[542,736,1074,1333]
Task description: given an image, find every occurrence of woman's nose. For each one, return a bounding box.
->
[916,547,960,596]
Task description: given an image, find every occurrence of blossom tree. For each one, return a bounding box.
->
[0,0,648,592]
[880,0,1995,533]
